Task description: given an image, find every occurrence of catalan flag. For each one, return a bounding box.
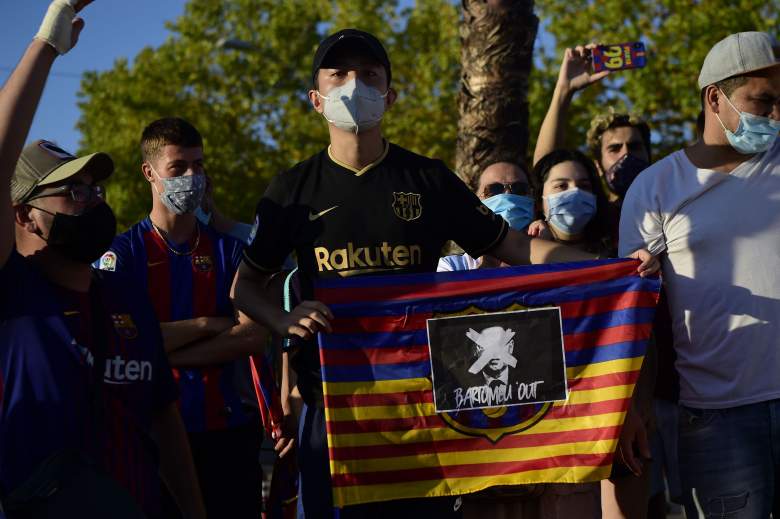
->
[314,259,661,507]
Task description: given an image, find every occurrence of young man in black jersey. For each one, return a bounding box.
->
[234,29,657,518]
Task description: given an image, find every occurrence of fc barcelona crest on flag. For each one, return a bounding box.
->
[111,313,138,340]
[193,255,213,272]
[391,192,422,221]
[427,307,568,442]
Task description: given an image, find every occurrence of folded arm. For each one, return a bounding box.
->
[160,316,235,353]
[167,313,269,367]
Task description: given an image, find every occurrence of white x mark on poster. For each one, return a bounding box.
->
[466,327,518,374]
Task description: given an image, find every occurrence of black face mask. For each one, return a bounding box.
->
[32,202,117,264]
[605,154,650,198]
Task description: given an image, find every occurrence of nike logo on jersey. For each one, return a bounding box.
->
[308,205,339,221]
[147,260,167,267]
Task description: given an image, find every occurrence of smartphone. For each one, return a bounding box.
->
[591,42,647,73]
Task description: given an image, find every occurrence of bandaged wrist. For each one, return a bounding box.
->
[34,0,78,55]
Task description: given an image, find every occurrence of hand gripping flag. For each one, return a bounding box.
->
[314,259,661,507]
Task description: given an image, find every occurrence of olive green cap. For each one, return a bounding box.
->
[11,140,113,204]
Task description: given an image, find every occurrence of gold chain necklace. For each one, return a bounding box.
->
[150,219,200,256]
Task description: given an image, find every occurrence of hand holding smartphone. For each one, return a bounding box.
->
[591,42,647,73]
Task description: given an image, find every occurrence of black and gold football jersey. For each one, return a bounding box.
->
[244,142,507,279]
[243,141,507,404]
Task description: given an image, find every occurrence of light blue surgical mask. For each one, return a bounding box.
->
[716,90,780,155]
[544,188,596,237]
[482,193,534,231]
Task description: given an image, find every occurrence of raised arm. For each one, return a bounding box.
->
[0,0,93,268]
[532,44,610,166]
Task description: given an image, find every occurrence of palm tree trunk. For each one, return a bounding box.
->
[457,0,538,188]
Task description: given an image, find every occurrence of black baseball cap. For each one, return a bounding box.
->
[311,29,391,86]
[11,140,113,204]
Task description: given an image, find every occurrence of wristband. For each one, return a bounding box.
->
[281,267,299,351]
[34,0,78,55]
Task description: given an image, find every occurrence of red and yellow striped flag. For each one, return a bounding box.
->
[315,259,660,507]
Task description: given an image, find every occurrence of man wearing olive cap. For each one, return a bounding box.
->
[0,3,205,516]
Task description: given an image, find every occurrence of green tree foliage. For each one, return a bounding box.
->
[529,0,778,160]
[78,0,777,228]
[77,0,459,229]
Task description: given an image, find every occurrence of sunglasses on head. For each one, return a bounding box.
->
[482,181,530,198]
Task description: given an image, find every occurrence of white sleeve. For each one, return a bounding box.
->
[618,178,667,257]
[437,256,457,272]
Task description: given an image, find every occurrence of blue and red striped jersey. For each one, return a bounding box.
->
[103,217,253,432]
[0,251,177,516]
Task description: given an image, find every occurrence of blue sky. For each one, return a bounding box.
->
[0,1,188,153]
[2,2,556,154]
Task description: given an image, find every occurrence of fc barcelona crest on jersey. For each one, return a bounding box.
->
[111,313,139,340]
[193,255,213,272]
[391,192,422,221]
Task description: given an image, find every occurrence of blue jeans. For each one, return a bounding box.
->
[678,399,780,518]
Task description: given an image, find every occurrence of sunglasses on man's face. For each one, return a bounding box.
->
[27,183,105,204]
[482,181,530,198]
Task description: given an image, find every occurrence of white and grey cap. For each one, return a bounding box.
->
[698,31,780,89]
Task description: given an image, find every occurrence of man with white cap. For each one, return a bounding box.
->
[619,31,780,516]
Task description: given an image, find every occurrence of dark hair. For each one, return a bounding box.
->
[697,75,750,136]
[532,149,610,250]
[473,161,531,194]
[140,117,203,162]
[586,110,651,163]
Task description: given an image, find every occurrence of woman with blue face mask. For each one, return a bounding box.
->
[531,149,612,256]
[468,150,610,518]
[439,158,611,517]
[438,162,534,272]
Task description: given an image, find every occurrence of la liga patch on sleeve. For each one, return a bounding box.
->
[99,251,117,271]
